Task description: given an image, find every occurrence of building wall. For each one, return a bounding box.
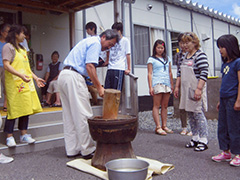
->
[22,12,70,79]
[1,0,240,102]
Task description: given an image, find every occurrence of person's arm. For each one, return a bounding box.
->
[86,63,104,97]
[234,70,240,111]
[194,79,206,101]
[147,63,154,96]
[169,62,174,92]
[3,60,30,82]
[174,77,181,98]
[194,52,209,101]
[174,56,182,98]
[44,72,50,82]
[125,54,131,75]
[32,71,45,88]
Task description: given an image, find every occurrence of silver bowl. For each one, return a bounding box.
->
[105,158,149,180]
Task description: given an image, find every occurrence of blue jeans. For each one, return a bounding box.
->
[218,95,240,154]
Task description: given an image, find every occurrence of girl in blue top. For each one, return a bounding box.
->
[147,39,174,135]
[212,34,240,167]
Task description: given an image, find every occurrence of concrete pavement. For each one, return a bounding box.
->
[0,129,239,180]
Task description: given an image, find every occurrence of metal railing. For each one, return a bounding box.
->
[120,73,138,117]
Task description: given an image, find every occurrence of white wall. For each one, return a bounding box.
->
[2,0,240,98]
[166,4,191,32]
[22,12,70,79]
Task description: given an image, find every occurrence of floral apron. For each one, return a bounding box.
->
[179,58,208,113]
[5,48,42,119]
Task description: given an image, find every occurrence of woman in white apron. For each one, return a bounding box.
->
[174,32,209,151]
[2,25,45,147]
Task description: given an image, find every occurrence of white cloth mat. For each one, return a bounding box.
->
[67,156,174,180]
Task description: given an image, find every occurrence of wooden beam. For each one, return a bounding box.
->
[57,0,77,6]
[70,0,108,11]
[0,4,46,15]
[69,12,75,49]
[0,0,71,13]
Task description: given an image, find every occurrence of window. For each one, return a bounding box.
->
[170,31,180,66]
[133,25,164,65]
[134,25,150,65]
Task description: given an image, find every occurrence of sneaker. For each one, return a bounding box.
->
[6,136,16,147]
[0,153,14,164]
[230,155,240,167]
[212,152,232,162]
[20,134,36,144]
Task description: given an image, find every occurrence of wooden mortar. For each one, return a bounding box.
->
[102,89,121,119]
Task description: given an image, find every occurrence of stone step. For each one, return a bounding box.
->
[0,133,64,156]
[0,120,63,144]
[0,110,63,126]
[0,105,103,156]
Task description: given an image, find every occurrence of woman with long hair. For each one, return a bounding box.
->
[2,24,45,147]
[211,34,240,167]
[147,39,174,135]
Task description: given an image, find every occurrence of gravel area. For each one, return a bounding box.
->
[138,106,218,140]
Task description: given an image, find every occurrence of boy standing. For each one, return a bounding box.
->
[104,22,131,91]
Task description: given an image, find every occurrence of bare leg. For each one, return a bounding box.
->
[161,93,170,128]
[54,93,61,105]
[152,93,162,128]
[46,93,52,105]
[21,130,27,135]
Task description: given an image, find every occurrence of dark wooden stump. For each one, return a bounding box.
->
[88,115,138,171]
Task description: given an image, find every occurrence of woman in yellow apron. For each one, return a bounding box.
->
[174,32,209,152]
[2,25,45,147]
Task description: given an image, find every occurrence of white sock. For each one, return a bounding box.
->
[199,137,208,144]
[192,135,200,142]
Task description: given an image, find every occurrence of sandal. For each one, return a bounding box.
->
[52,104,62,107]
[155,127,167,136]
[186,131,193,136]
[194,142,208,152]
[180,129,187,135]
[185,140,198,148]
[163,127,173,134]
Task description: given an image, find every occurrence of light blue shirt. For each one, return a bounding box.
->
[0,41,6,67]
[63,36,101,76]
[147,56,172,87]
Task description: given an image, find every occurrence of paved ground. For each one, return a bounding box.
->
[0,129,239,180]
[0,109,239,180]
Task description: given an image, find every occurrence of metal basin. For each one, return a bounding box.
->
[105,158,149,180]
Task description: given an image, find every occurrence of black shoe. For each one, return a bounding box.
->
[185,140,198,148]
[194,142,208,152]
[67,152,82,158]
[82,152,95,160]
